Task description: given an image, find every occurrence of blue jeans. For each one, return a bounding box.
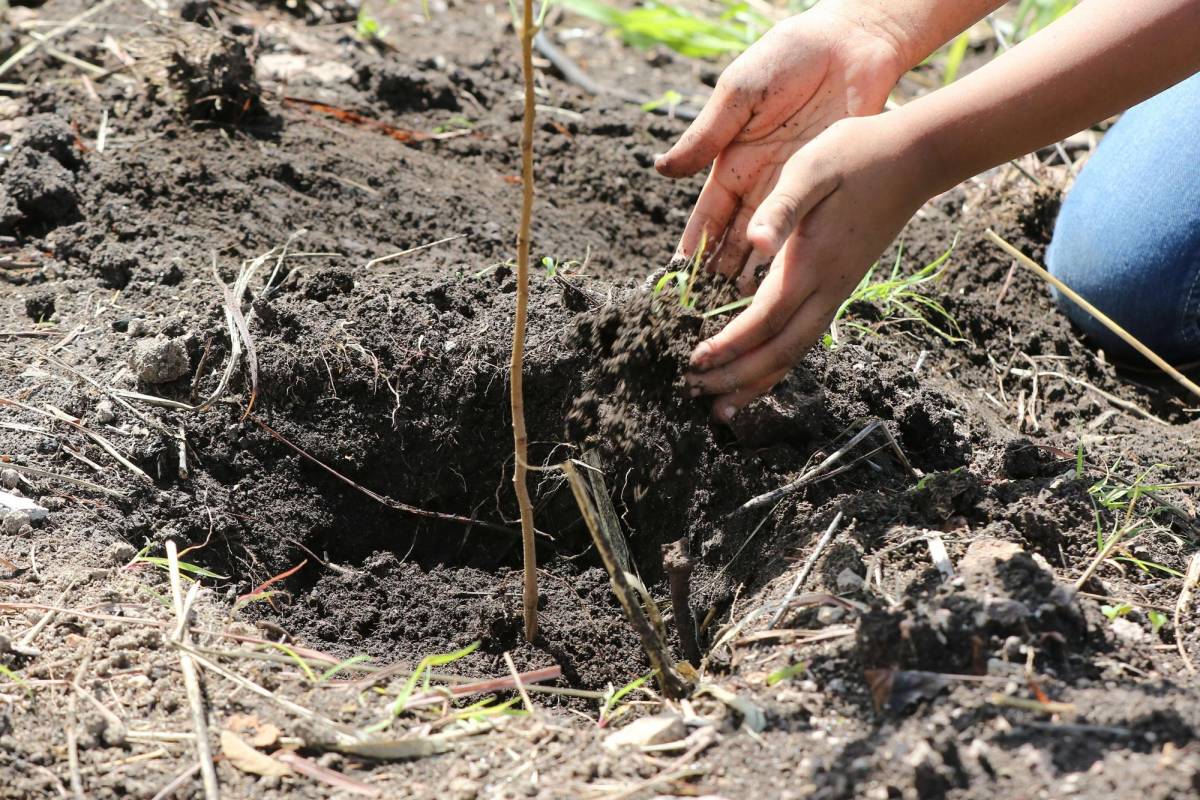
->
[1046,70,1200,365]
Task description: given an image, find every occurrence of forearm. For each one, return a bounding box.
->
[819,0,1006,72]
[903,0,1200,195]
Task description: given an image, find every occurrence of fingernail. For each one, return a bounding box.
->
[688,385,701,398]
[690,342,711,369]
[717,404,737,423]
[653,152,667,167]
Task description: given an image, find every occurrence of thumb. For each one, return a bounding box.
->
[747,154,839,255]
[655,82,752,178]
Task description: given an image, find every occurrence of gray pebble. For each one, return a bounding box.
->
[94,399,116,424]
[132,336,189,384]
[0,469,18,490]
[836,568,864,593]
[2,511,30,535]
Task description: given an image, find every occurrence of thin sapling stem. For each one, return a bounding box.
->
[511,0,540,642]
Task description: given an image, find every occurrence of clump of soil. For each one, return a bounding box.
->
[0,114,83,234]
[166,28,263,120]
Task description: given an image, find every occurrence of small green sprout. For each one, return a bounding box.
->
[824,238,963,349]
[356,10,390,40]
[362,641,481,733]
[652,230,707,309]
[1087,462,1177,551]
[392,641,480,712]
[541,255,584,277]
[766,662,806,686]
[641,89,684,113]
[1148,609,1168,636]
[127,545,228,581]
[1100,603,1133,621]
[453,696,525,724]
[701,295,753,319]
[598,672,651,727]
[433,116,474,134]
[265,641,319,683]
[0,664,30,693]
[319,653,373,683]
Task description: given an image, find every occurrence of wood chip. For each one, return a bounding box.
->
[220,730,291,778]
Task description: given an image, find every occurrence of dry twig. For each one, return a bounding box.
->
[735,421,911,514]
[986,229,1200,402]
[768,512,844,629]
[1176,553,1200,674]
[166,541,220,800]
[563,461,685,698]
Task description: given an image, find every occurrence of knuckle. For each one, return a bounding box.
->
[702,368,737,394]
[767,193,800,224]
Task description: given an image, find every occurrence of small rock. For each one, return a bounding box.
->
[602,714,686,750]
[1002,635,1024,660]
[106,541,137,565]
[836,568,864,593]
[0,469,19,490]
[132,336,190,384]
[0,491,46,522]
[959,539,1023,578]
[257,775,282,790]
[316,752,342,769]
[1109,617,1149,645]
[1,511,30,535]
[93,399,115,424]
[981,598,1030,626]
[24,291,55,322]
[447,777,480,800]
[817,606,847,626]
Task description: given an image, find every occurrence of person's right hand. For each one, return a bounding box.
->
[655,6,908,291]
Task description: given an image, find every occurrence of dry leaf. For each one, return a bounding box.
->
[226,713,281,748]
[221,730,291,778]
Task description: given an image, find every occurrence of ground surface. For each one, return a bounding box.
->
[2,1,1200,799]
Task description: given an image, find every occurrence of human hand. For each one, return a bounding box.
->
[683,113,935,421]
[655,6,907,290]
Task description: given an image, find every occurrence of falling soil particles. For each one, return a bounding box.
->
[1,2,1200,799]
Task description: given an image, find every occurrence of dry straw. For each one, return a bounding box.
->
[985,229,1200,402]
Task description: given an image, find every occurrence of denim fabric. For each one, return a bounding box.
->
[1046,70,1200,364]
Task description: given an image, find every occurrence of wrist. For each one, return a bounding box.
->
[811,0,920,77]
[886,97,971,199]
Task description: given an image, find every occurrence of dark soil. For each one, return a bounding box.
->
[2,1,1199,799]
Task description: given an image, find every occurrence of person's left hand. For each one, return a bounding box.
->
[654,8,906,291]
[685,112,936,422]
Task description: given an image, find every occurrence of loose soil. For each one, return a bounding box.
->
[2,2,1199,799]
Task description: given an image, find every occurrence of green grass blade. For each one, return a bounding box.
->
[701,296,753,318]
[942,31,971,85]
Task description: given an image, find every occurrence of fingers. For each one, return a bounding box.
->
[677,172,738,260]
[655,81,752,179]
[687,288,838,420]
[736,252,772,296]
[688,234,814,371]
[710,368,789,423]
[707,203,759,278]
[747,154,839,256]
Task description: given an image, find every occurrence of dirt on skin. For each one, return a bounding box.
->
[2,2,1200,799]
